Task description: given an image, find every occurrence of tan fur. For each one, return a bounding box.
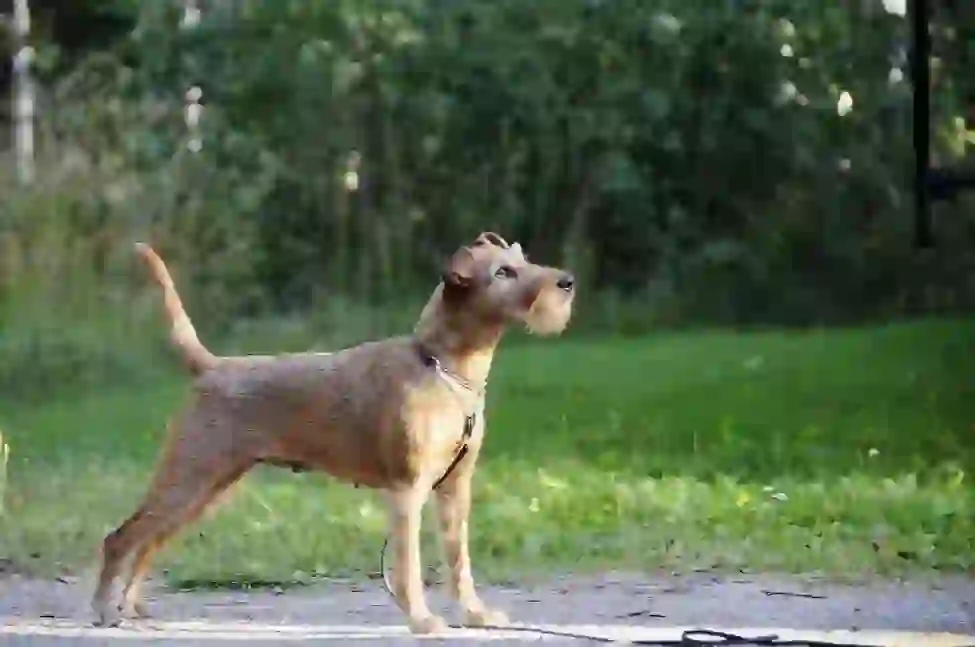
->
[134,243,218,376]
[93,233,575,634]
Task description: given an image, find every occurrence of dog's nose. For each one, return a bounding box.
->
[556,273,575,292]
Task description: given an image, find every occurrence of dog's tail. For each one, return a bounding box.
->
[135,242,219,376]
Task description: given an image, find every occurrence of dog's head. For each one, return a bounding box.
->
[440,232,575,336]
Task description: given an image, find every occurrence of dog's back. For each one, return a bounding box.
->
[188,337,470,488]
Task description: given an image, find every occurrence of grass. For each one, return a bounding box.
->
[0,317,973,588]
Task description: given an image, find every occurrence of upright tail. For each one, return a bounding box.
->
[135,243,219,376]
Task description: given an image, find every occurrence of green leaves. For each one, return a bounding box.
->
[16,0,975,323]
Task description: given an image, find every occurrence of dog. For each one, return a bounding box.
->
[92,232,576,634]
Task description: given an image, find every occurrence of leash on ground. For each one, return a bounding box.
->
[378,537,890,647]
[377,356,892,646]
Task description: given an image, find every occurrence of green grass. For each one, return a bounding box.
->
[0,318,973,587]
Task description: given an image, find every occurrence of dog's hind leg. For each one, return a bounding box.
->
[118,529,173,619]
[92,421,253,627]
[118,463,248,619]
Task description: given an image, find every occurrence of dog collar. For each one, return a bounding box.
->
[413,341,482,395]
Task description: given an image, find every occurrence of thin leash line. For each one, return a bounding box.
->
[375,447,885,645]
[377,452,891,646]
[377,347,891,646]
[379,541,886,646]
[380,542,890,647]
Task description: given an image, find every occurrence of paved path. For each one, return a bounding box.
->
[1,572,973,645]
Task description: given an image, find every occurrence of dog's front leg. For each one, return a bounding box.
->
[386,487,446,634]
[435,466,510,628]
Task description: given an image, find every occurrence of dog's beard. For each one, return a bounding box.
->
[523,289,572,336]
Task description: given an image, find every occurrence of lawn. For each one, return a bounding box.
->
[0,318,972,587]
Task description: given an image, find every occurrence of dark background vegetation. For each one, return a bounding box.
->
[0,0,972,394]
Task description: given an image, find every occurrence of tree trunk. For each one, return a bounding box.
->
[12,0,35,185]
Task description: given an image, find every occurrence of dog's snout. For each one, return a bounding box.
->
[556,273,575,292]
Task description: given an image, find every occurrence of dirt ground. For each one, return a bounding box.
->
[1,571,973,645]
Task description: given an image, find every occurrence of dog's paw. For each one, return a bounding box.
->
[408,614,449,635]
[91,603,123,628]
[462,607,510,628]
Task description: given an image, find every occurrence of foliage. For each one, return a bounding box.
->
[1,2,973,394]
[3,0,971,328]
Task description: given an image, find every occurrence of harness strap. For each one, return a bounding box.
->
[432,413,475,490]
[413,341,479,490]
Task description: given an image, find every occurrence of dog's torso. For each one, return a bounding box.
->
[189,336,483,489]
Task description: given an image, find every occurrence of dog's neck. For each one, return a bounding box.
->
[413,284,504,390]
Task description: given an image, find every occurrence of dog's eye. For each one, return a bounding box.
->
[494,265,516,279]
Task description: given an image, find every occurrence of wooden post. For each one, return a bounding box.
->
[12,0,35,184]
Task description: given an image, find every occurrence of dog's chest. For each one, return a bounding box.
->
[404,388,482,462]
[431,406,479,445]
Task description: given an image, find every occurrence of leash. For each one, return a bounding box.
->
[377,538,887,645]
[377,346,889,646]
[376,552,896,647]
[438,627,889,645]
[431,414,474,490]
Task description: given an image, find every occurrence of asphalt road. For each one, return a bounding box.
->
[1,571,973,646]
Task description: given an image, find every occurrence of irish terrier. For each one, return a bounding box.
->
[92,232,575,633]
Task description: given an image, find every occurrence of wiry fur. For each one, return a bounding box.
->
[93,233,575,634]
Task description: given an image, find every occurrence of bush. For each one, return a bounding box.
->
[2,0,973,348]
[0,132,267,393]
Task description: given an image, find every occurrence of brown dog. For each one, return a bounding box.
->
[91,232,575,633]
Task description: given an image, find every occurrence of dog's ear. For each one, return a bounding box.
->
[473,232,509,249]
[441,246,478,289]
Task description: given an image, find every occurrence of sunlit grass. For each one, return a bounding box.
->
[2,459,970,586]
[0,318,972,586]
